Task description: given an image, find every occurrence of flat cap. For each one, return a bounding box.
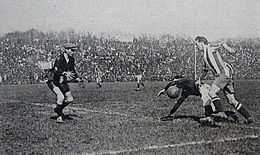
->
[63,43,77,49]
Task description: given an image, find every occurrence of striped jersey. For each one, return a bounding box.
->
[203,45,231,77]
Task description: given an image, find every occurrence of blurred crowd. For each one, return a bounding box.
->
[0,29,260,85]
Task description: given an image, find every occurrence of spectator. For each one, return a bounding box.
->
[0,29,259,84]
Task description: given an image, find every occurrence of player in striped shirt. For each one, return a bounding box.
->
[195,36,253,124]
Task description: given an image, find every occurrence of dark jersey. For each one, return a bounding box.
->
[134,64,144,75]
[47,54,78,86]
[164,78,201,97]
[162,78,202,116]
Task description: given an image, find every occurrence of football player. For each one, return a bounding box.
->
[95,66,103,88]
[46,43,81,123]
[195,36,253,124]
[135,63,145,91]
[157,75,215,124]
[0,74,2,85]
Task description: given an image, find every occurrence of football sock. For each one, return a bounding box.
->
[61,101,71,110]
[137,83,140,88]
[236,104,251,119]
[141,83,145,87]
[204,105,214,116]
[211,97,224,112]
[54,104,63,116]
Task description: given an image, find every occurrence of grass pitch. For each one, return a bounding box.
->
[0,81,260,155]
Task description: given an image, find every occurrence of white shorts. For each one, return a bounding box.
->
[136,75,142,82]
[199,83,211,107]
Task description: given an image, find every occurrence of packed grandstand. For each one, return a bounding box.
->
[0,29,259,84]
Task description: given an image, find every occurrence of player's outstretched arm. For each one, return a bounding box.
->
[222,43,236,53]
[160,94,187,121]
[164,81,176,90]
[168,95,187,116]
[157,89,166,97]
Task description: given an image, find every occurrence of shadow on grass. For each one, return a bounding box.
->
[160,115,201,122]
[50,114,82,120]
[159,111,239,128]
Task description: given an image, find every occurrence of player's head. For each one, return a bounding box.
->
[63,43,77,56]
[195,36,208,50]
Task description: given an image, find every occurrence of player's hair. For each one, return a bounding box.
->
[195,36,208,45]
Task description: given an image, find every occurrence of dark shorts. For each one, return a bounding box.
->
[47,80,70,94]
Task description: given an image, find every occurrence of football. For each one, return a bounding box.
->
[166,85,181,99]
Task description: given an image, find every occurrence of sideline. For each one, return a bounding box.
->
[86,135,258,155]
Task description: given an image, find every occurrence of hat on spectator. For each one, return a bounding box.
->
[63,43,77,50]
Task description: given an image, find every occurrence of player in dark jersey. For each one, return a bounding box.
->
[158,73,253,124]
[46,43,81,123]
[157,76,214,121]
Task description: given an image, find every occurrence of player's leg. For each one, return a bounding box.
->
[199,84,214,117]
[47,81,65,123]
[208,75,228,119]
[209,75,227,113]
[198,83,216,125]
[62,91,74,120]
[160,89,186,121]
[140,82,145,88]
[140,75,145,87]
[208,84,223,113]
[136,75,142,90]
[96,78,102,88]
[59,82,73,110]
[137,75,140,88]
[137,83,140,89]
[98,80,102,88]
[224,82,253,124]
[168,95,186,116]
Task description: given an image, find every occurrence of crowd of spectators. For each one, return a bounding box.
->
[0,29,259,85]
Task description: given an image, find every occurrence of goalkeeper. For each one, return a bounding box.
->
[46,43,81,123]
[157,75,217,124]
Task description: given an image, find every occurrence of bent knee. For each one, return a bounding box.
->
[53,87,65,105]
[57,93,65,105]
[65,91,74,102]
[208,84,220,98]
[226,94,239,107]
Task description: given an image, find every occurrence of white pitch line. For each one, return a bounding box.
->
[0,99,23,104]
[236,125,260,131]
[29,102,167,123]
[30,102,129,117]
[1,100,194,124]
[86,135,259,155]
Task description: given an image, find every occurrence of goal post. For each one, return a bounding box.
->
[194,43,197,80]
